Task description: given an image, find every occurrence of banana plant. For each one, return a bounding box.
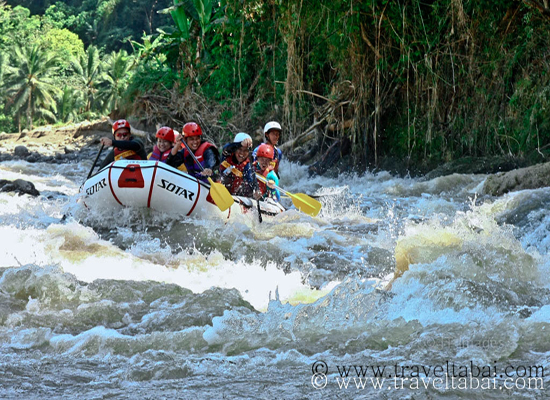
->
[156,0,215,70]
[193,0,214,36]
[159,0,214,43]
[158,0,191,39]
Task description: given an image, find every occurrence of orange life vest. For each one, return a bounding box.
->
[114,148,142,161]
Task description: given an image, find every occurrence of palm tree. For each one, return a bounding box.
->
[0,52,7,100]
[97,50,134,113]
[4,45,60,130]
[70,45,102,112]
[57,85,85,123]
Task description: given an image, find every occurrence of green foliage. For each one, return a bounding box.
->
[0,5,41,48]
[39,28,85,71]
[4,44,60,129]
[169,0,191,39]
[1,0,550,167]
[97,49,134,112]
[193,0,214,35]
[43,3,77,29]
[56,85,85,122]
[70,45,102,111]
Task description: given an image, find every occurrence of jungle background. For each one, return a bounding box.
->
[1,0,550,172]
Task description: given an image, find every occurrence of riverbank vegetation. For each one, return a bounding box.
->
[1,0,550,169]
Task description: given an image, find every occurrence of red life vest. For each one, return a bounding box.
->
[149,145,171,162]
[182,141,216,175]
[220,156,250,195]
[114,147,142,161]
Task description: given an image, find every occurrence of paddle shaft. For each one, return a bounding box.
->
[255,173,290,196]
[256,173,333,199]
[180,139,207,172]
[257,198,263,223]
[181,137,234,212]
[86,144,105,180]
[255,174,328,199]
[62,144,104,222]
[255,173,321,217]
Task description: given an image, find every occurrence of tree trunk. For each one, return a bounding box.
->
[27,92,32,130]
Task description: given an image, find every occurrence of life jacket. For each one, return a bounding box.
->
[182,141,217,179]
[253,162,280,201]
[253,161,271,195]
[270,146,281,174]
[254,144,281,174]
[114,147,142,161]
[148,145,172,162]
[220,156,251,195]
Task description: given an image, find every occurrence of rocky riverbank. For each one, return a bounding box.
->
[0,118,152,164]
[0,119,113,163]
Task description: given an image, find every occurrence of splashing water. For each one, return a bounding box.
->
[0,159,549,398]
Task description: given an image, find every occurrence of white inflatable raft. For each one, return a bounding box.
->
[81,160,285,219]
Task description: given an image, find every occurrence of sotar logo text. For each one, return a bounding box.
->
[86,178,107,195]
[158,179,195,201]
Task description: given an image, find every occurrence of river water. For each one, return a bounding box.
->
[0,157,549,399]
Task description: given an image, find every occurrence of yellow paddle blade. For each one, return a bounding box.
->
[254,172,321,216]
[288,192,322,217]
[207,177,234,212]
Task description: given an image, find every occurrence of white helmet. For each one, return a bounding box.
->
[233,132,252,143]
[263,121,282,134]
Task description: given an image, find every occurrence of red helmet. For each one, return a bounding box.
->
[112,119,130,134]
[183,122,202,137]
[156,126,175,142]
[256,143,274,159]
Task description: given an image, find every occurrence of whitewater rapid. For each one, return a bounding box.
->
[0,157,549,398]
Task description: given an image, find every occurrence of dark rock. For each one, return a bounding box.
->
[0,179,40,196]
[16,129,28,141]
[13,145,30,158]
[308,138,352,176]
[424,156,524,180]
[64,145,76,154]
[375,156,432,178]
[482,162,550,196]
[32,130,48,139]
[42,190,68,199]
[26,154,40,162]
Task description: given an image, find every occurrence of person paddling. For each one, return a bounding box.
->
[148,126,176,163]
[220,132,262,199]
[252,121,283,177]
[253,143,280,202]
[166,122,220,183]
[98,119,147,169]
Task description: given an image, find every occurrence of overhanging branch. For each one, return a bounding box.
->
[522,0,550,20]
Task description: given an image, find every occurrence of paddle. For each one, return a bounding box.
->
[307,188,346,199]
[61,144,105,222]
[180,139,234,212]
[255,173,322,217]
[87,144,105,180]
[257,198,263,223]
